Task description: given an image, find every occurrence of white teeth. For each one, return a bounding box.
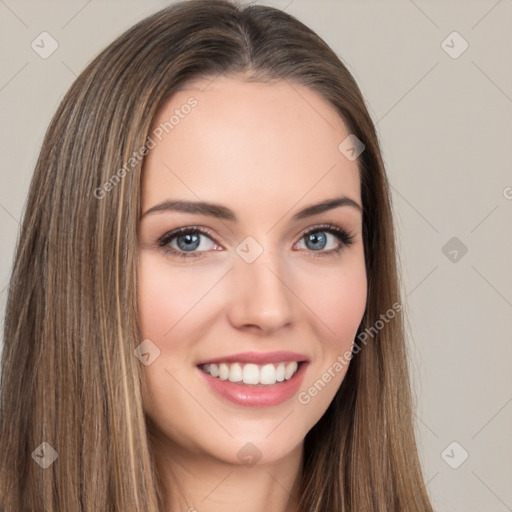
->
[284,361,298,380]
[243,363,260,384]
[219,363,230,380]
[201,361,301,385]
[228,362,243,382]
[275,363,285,382]
[259,364,276,385]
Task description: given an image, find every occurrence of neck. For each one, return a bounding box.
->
[152,435,304,512]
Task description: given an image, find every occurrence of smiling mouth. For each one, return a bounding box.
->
[198,361,303,386]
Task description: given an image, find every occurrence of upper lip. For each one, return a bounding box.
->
[196,351,310,366]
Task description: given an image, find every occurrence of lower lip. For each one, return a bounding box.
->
[197,362,309,407]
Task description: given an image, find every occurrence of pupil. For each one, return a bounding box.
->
[178,233,200,251]
[175,232,328,252]
[307,232,326,250]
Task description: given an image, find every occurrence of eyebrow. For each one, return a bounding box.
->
[142,195,362,222]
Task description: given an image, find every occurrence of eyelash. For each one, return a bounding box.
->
[157,223,355,259]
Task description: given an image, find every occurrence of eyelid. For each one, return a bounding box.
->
[157,225,220,258]
[157,222,355,258]
[294,223,355,255]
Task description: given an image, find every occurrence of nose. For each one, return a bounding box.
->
[227,247,295,334]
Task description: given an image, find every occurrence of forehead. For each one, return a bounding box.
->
[141,76,361,220]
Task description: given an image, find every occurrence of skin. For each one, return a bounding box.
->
[137,74,367,512]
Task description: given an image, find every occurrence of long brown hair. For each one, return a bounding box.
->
[0,1,434,510]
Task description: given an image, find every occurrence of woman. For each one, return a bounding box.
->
[0,0,435,510]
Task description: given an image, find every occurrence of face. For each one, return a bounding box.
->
[137,75,367,468]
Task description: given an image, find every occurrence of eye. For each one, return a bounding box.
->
[158,226,220,259]
[157,223,355,259]
[295,223,355,257]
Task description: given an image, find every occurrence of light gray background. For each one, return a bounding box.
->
[1,1,511,510]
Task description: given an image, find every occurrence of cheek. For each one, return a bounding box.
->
[137,253,221,339]
[293,255,366,427]
[138,253,183,338]
[294,250,366,390]
[138,277,170,340]
[295,251,367,348]
[136,254,208,437]
[137,253,228,408]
